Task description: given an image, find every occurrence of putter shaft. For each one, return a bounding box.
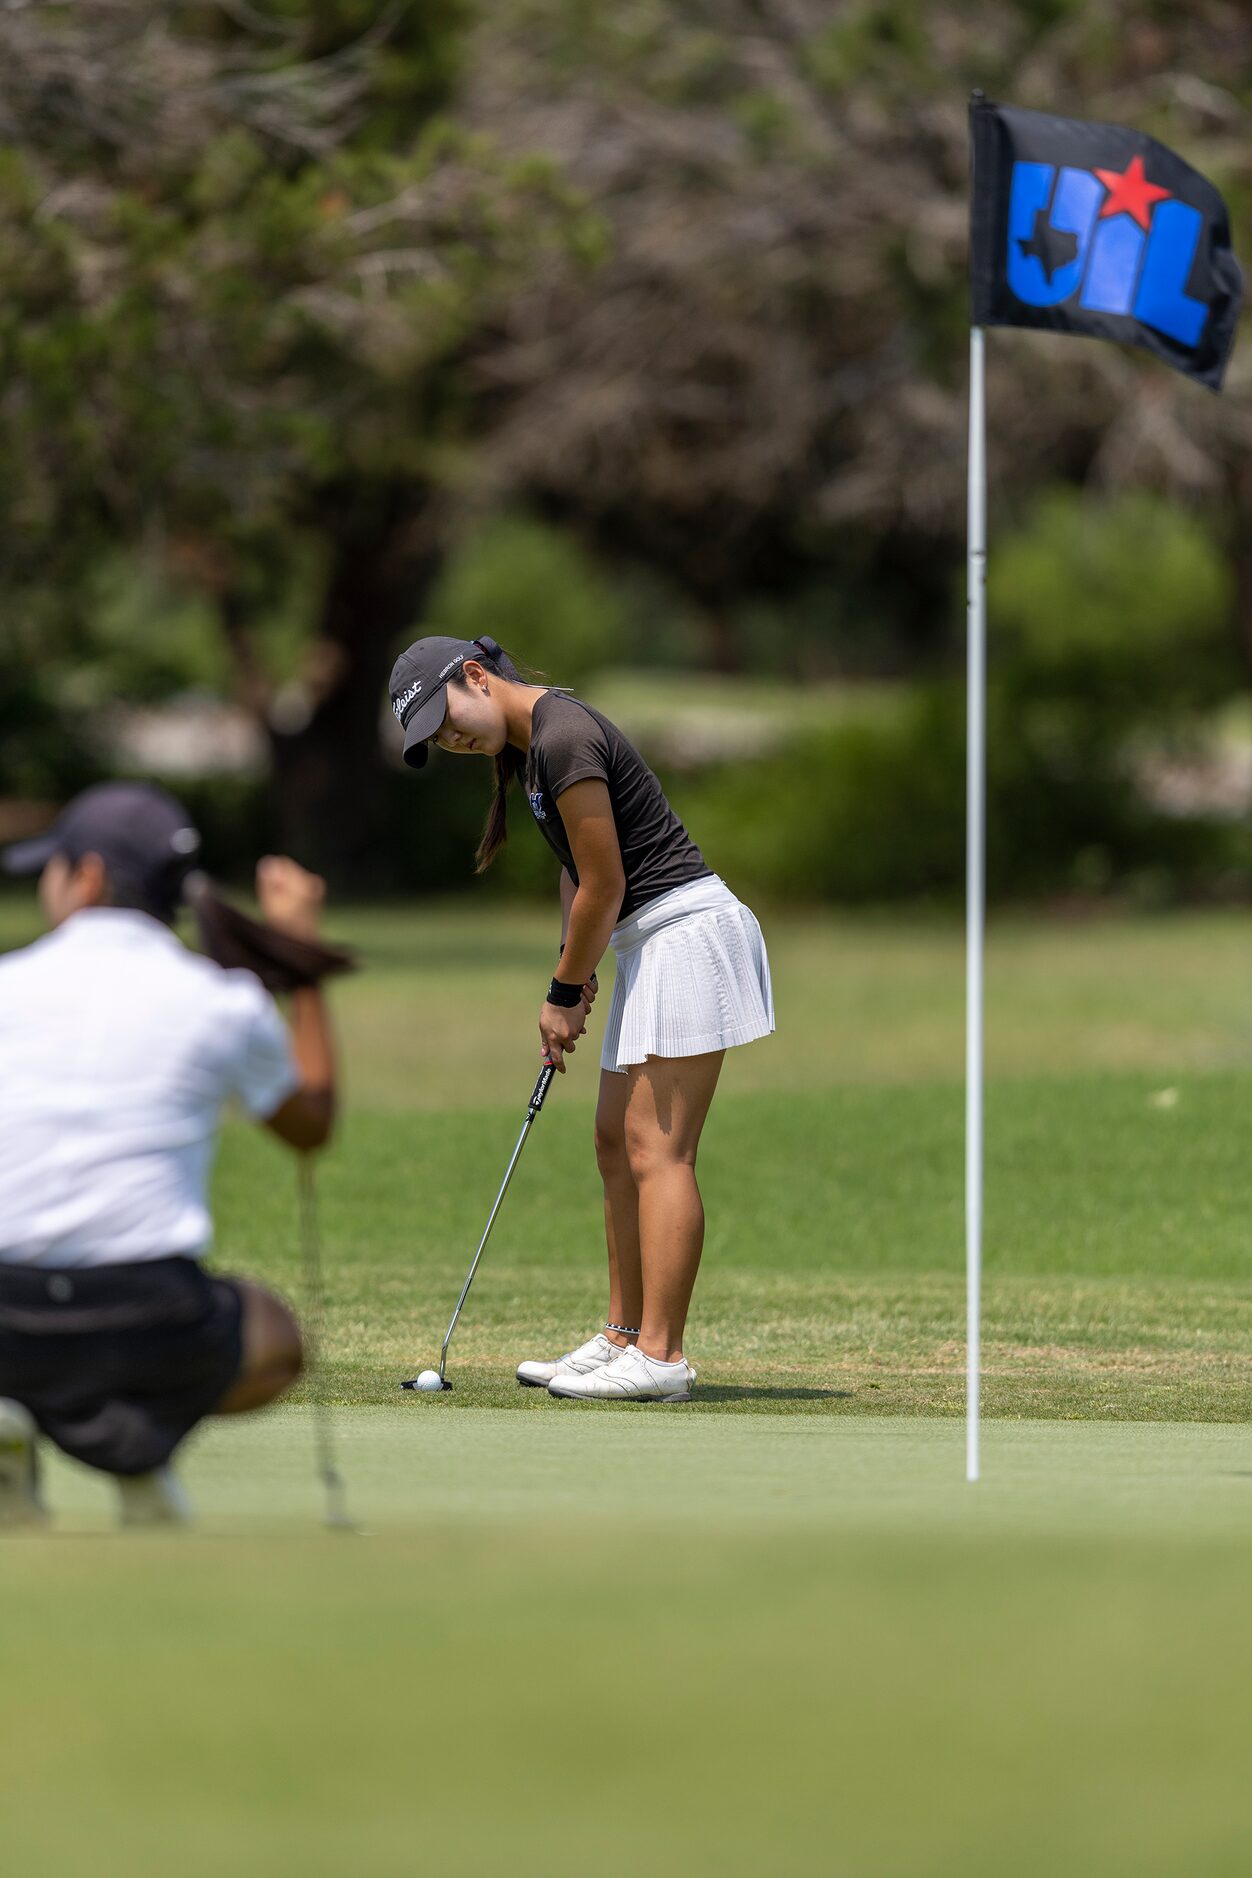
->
[433,1062,556,1384]
[298,1160,356,1531]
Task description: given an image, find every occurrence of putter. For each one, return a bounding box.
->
[297,1160,355,1531]
[403,1060,557,1392]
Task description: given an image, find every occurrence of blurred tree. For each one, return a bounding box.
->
[0,0,599,876]
[2,1,1250,891]
[989,489,1234,719]
[461,0,1252,670]
[429,511,630,682]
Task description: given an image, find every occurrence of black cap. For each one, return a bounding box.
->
[1,782,202,914]
[387,635,501,770]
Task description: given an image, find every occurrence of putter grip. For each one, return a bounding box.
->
[529,1062,557,1114]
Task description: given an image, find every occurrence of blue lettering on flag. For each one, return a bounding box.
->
[1007,163,1101,306]
[1082,216,1143,316]
[1005,162,1212,352]
[1133,200,1207,347]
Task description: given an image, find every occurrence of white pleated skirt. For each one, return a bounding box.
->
[599,875,775,1074]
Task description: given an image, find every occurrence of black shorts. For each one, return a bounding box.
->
[0,1257,244,1477]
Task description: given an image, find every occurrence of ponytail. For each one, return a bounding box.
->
[454,637,544,874]
[477,741,525,874]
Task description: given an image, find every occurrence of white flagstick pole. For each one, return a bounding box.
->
[965,325,987,1484]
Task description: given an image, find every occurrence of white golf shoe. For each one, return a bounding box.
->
[116,1466,193,1529]
[517,1331,622,1389]
[547,1345,696,1403]
[0,1398,47,1529]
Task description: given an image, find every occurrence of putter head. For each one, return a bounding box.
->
[321,1470,358,1534]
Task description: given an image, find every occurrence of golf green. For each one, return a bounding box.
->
[3,1410,1251,1877]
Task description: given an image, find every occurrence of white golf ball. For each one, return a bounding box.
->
[415,1369,444,1392]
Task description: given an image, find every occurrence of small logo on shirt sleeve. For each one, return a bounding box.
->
[529,790,548,823]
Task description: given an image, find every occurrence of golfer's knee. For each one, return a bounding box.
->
[594,1115,628,1179]
[623,1131,696,1185]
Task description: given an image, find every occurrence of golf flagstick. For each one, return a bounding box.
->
[404,1061,557,1392]
[964,90,1243,1484]
[965,323,986,1486]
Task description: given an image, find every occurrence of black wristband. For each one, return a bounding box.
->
[547,977,584,1009]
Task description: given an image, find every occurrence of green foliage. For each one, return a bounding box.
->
[681,690,965,902]
[974,489,1242,898]
[679,657,1245,908]
[3,1,1249,905]
[425,512,630,684]
[0,655,103,802]
[81,559,233,703]
[988,489,1236,719]
[804,2,934,98]
[0,5,599,632]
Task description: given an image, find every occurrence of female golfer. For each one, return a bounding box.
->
[388,634,774,1402]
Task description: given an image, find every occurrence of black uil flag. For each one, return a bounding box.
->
[969,96,1242,389]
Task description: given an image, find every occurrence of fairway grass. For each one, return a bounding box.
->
[214,1068,1252,1421]
[5,894,1252,1103]
[4,898,1252,1871]
[4,1411,1252,1878]
[6,896,1249,1426]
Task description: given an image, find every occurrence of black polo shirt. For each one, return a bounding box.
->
[524,693,711,920]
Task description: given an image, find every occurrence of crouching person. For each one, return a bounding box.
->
[0,783,338,1529]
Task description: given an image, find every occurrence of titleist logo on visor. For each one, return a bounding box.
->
[393,645,484,729]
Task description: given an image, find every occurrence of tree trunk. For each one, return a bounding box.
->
[267,497,438,888]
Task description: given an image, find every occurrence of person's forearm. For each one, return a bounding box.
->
[559,867,577,952]
[557,883,620,990]
[289,986,336,1102]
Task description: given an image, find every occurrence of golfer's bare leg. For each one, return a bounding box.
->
[214,1281,303,1415]
[595,1068,643,1345]
[625,1051,725,1364]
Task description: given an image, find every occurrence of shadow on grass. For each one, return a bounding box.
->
[696,1384,854,1404]
[382,1377,859,1412]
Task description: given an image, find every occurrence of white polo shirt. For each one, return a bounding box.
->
[0,908,300,1268]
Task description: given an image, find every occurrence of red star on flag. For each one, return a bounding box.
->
[1094,155,1171,230]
